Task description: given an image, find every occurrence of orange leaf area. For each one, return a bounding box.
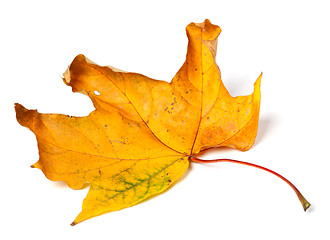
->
[15,19,261,225]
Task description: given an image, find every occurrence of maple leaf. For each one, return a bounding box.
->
[15,19,309,225]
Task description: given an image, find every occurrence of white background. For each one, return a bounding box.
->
[1,0,329,239]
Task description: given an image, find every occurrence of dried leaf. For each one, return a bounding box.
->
[15,19,262,225]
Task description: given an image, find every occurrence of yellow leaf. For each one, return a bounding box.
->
[15,19,261,225]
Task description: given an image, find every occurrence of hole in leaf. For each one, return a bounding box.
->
[94,90,101,96]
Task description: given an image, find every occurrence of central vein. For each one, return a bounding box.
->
[190,29,205,156]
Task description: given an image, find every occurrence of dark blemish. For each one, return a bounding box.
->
[167,129,169,132]
[105,124,108,128]
[166,173,169,176]
[195,68,197,71]
[171,92,174,95]
[168,180,172,183]
[165,107,168,111]
[186,91,189,94]
[238,110,240,112]
[207,117,210,120]
[171,102,174,106]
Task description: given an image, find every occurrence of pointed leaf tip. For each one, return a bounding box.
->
[14,103,26,115]
[15,103,29,127]
[186,19,221,41]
